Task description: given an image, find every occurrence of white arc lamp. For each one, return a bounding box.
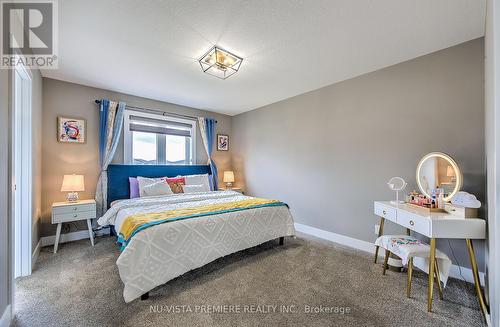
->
[223,171,235,188]
[61,174,85,202]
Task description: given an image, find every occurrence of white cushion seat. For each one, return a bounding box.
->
[375,235,452,298]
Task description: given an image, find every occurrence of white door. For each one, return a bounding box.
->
[12,62,33,278]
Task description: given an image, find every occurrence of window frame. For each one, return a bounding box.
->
[123,109,197,165]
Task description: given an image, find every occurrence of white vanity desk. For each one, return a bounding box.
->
[374,201,487,317]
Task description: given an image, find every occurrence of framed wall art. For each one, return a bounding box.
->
[58,116,86,144]
[217,134,229,151]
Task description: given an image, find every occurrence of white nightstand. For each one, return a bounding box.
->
[52,199,96,253]
[219,187,244,194]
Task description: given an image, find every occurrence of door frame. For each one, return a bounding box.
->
[486,0,500,325]
[9,57,33,285]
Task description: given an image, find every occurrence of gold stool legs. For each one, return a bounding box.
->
[427,238,436,312]
[407,257,413,298]
[382,250,390,275]
[407,256,442,301]
[466,239,489,320]
[374,217,385,263]
[434,258,443,300]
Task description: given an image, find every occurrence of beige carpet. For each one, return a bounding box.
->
[14,234,485,327]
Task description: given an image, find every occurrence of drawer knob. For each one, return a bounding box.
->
[409,220,415,226]
[382,210,386,215]
[73,214,78,218]
[73,207,78,211]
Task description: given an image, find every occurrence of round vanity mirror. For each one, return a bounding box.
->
[416,152,462,201]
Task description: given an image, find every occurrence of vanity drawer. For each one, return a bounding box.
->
[374,203,396,221]
[52,210,96,224]
[398,210,430,236]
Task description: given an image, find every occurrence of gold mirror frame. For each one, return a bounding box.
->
[416,152,462,202]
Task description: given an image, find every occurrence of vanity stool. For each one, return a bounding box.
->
[375,235,451,299]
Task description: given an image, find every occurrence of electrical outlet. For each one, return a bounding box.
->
[375,224,380,235]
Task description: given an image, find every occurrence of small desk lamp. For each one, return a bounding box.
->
[61,174,85,202]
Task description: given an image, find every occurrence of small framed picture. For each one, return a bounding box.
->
[217,134,229,151]
[58,117,86,144]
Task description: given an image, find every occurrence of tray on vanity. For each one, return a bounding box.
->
[405,203,446,213]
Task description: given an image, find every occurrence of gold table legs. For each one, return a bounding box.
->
[426,238,488,321]
[466,239,489,319]
[374,217,385,263]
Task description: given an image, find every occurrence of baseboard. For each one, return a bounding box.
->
[295,222,374,253]
[448,263,486,286]
[32,239,41,266]
[41,228,110,247]
[0,305,11,327]
[294,223,485,285]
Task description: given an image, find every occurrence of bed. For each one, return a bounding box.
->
[98,164,296,302]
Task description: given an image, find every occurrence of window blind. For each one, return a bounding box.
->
[129,115,192,137]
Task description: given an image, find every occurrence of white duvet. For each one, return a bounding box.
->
[98,191,296,302]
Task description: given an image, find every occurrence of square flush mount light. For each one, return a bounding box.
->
[199,46,243,79]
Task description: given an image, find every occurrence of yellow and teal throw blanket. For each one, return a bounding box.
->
[117,198,287,250]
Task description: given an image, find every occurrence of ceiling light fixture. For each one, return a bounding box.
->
[198,45,243,79]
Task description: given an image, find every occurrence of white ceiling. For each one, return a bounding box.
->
[43,0,486,115]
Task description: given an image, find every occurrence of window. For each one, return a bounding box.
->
[124,110,196,165]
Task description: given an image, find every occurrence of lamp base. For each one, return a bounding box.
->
[225,182,233,188]
[66,192,79,202]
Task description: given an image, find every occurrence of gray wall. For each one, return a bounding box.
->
[232,38,486,270]
[41,78,233,237]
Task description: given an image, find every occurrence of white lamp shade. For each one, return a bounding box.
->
[223,171,235,183]
[61,174,85,192]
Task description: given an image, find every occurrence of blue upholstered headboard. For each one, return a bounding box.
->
[106,164,212,207]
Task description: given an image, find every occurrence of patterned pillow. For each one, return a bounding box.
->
[143,180,174,197]
[166,177,185,194]
[137,176,166,197]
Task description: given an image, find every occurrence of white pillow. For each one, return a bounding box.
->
[182,184,206,194]
[183,174,211,192]
[137,176,165,197]
[143,180,174,197]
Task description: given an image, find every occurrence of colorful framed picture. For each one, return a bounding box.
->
[217,134,229,151]
[58,117,86,144]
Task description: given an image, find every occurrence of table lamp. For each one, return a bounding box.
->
[61,174,85,202]
[223,171,235,188]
